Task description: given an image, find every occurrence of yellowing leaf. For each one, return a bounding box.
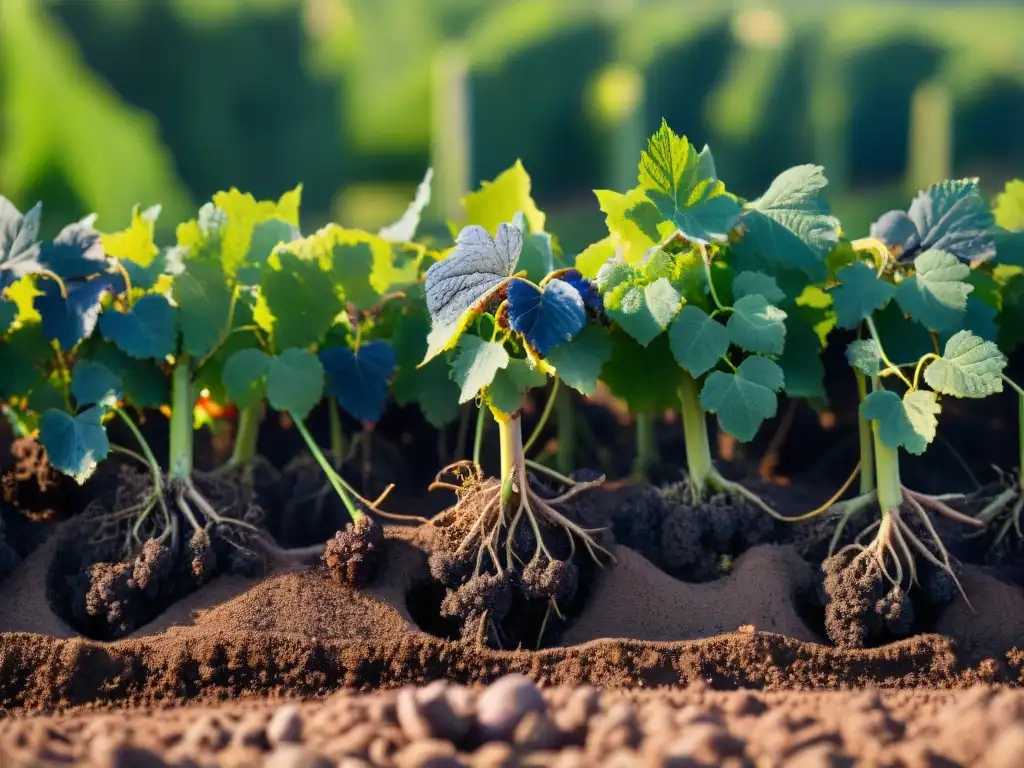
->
[275,185,303,228]
[211,187,302,274]
[101,205,159,267]
[289,224,424,299]
[575,235,617,279]
[594,188,657,264]
[6,275,41,324]
[462,160,545,235]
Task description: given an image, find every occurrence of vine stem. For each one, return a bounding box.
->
[855,369,875,495]
[864,317,912,388]
[524,378,560,455]
[679,371,712,499]
[113,407,164,498]
[698,242,725,311]
[293,418,362,522]
[168,357,194,482]
[473,405,487,468]
[328,398,344,469]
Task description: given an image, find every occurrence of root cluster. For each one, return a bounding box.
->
[426,461,611,649]
[62,467,288,638]
[822,487,973,648]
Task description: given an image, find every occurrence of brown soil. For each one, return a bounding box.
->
[6,679,1024,767]
[0,513,1021,720]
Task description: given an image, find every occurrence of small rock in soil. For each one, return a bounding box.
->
[267,705,303,746]
[475,674,547,743]
[263,745,333,768]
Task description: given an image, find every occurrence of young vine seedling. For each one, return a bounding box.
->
[582,119,839,516]
[34,191,336,606]
[238,174,435,536]
[973,179,1024,546]
[420,215,613,647]
[822,178,1008,646]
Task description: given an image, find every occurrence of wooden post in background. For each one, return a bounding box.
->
[908,79,953,193]
[430,45,471,225]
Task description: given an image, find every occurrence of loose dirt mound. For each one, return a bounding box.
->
[5,678,1024,767]
[0,521,1020,716]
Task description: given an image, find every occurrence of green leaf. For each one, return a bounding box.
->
[601,329,683,414]
[513,211,559,283]
[779,311,826,401]
[70,361,122,408]
[726,294,787,355]
[924,330,1005,399]
[88,342,167,408]
[908,179,995,265]
[895,249,972,332]
[247,218,301,269]
[449,336,510,404]
[830,262,894,329]
[545,325,611,396]
[631,120,741,244]
[391,308,461,427]
[487,359,547,416]
[332,241,382,311]
[846,339,882,376]
[267,348,324,419]
[222,348,271,408]
[415,360,462,427]
[0,324,52,399]
[38,406,109,484]
[732,165,839,281]
[732,271,784,304]
[606,276,682,347]
[903,390,940,447]
[261,249,343,351]
[699,356,784,442]
[574,236,617,280]
[860,389,938,456]
[100,294,176,360]
[668,304,729,377]
[173,261,233,359]
[873,301,934,366]
[995,180,1024,231]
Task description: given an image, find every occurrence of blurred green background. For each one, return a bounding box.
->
[1,0,1022,251]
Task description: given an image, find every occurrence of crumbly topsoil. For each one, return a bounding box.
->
[5,678,1024,768]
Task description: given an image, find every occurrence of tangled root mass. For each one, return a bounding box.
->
[822,523,957,649]
[59,468,271,640]
[424,468,608,650]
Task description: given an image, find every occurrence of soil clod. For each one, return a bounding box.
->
[324,516,385,587]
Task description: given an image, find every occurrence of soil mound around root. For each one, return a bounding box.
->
[6,681,1024,767]
[1,522,1024,714]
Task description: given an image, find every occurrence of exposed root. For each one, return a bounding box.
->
[837,487,972,608]
[427,451,611,649]
[967,470,1024,549]
[704,467,785,521]
[90,467,323,567]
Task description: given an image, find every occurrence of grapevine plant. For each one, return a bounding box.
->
[419,212,614,647]
[570,121,839,578]
[821,178,1011,647]
[244,173,436,543]
[975,179,1024,548]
